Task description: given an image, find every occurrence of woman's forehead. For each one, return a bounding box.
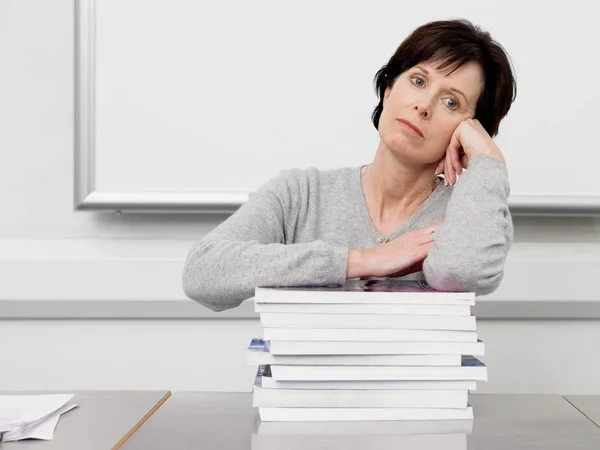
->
[415,60,483,92]
[412,59,482,79]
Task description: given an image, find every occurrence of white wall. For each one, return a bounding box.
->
[2,319,600,394]
[1,0,600,394]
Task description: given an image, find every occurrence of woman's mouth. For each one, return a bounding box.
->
[397,119,424,138]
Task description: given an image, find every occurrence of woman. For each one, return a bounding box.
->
[183,19,517,312]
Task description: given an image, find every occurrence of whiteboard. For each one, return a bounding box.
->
[75,0,600,215]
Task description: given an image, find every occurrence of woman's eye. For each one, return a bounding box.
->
[445,98,459,110]
[411,75,458,109]
[411,76,425,87]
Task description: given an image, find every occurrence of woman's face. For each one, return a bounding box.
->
[378,60,484,165]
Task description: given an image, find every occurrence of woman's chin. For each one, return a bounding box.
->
[387,144,442,168]
[387,138,421,158]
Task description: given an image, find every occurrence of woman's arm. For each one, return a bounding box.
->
[423,154,513,295]
[182,169,349,311]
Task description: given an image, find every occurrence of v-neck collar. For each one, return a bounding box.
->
[354,165,446,242]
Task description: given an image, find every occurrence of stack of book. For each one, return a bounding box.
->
[247,278,486,423]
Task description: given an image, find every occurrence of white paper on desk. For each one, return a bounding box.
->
[27,403,78,440]
[0,403,78,442]
[0,394,75,427]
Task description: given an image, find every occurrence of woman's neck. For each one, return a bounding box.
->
[362,145,439,226]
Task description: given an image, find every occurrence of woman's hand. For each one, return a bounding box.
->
[346,221,442,279]
[435,118,506,186]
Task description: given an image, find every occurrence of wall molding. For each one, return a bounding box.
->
[1,239,599,319]
[3,299,600,320]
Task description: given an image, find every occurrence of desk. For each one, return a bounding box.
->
[120,393,600,450]
[565,395,600,428]
[0,391,171,450]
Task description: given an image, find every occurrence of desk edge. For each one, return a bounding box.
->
[112,391,172,450]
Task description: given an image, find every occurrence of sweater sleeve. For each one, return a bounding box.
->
[182,169,349,311]
[422,154,514,296]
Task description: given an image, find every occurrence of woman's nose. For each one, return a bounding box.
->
[413,104,429,118]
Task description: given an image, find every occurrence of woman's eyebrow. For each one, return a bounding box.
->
[448,87,468,103]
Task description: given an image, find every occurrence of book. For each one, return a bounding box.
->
[255,279,475,305]
[253,413,474,435]
[260,377,477,391]
[257,364,478,390]
[268,356,487,381]
[247,339,461,366]
[255,302,471,315]
[266,339,485,356]
[251,414,471,449]
[260,312,476,331]
[263,327,478,342]
[251,431,467,450]
[258,405,474,422]
[251,432,468,450]
[252,370,468,408]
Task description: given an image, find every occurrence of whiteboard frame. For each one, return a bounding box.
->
[74,0,600,216]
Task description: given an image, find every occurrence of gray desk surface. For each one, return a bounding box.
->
[121,392,600,450]
[0,390,171,450]
[565,395,600,428]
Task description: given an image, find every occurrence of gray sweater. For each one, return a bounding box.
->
[182,154,513,311]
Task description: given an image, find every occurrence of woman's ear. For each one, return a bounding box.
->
[383,87,391,106]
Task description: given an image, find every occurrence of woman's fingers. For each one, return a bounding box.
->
[460,152,470,170]
[445,131,464,185]
[424,220,443,232]
[416,221,441,244]
[422,240,435,253]
[435,159,445,176]
[450,149,463,177]
[445,148,455,186]
[414,240,435,263]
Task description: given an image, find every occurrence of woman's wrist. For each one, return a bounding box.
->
[346,249,370,279]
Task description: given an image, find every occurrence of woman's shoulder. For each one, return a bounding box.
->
[262,165,359,193]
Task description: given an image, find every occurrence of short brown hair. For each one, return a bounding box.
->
[371,19,517,137]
